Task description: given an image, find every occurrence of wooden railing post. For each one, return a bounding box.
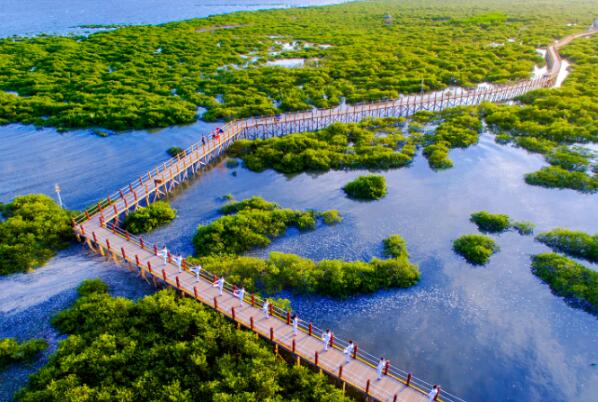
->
[365,379,370,395]
[406,373,412,386]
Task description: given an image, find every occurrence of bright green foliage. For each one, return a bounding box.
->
[470,211,511,233]
[453,234,499,265]
[482,33,598,192]
[1,0,586,130]
[194,197,318,256]
[320,210,343,225]
[190,246,420,299]
[0,338,47,370]
[512,221,535,236]
[343,175,387,200]
[122,201,176,234]
[422,107,482,169]
[531,253,598,314]
[0,194,73,275]
[524,166,598,193]
[16,280,353,401]
[383,234,409,258]
[228,118,417,173]
[536,228,598,263]
[166,146,183,157]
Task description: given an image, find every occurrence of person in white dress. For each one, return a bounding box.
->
[292,314,299,336]
[234,286,245,307]
[174,255,183,273]
[376,357,385,380]
[213,276,224,296]
[343,340,354,364]
[427,385,439,401]
[322,329,332,351]
[262,300,270,318]
[159,246,168,264]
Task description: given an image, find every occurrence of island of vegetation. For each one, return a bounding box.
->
[0,194,73,275]
[470,211,535,235]
[190,197,419,298]
[122,201,177,234]
[343,175,387,200]
[2,0,581,131]
[0,338,47,371]
[166,146,183,157]
[536,228,598,263]
[452,234,500,265]
[531,253,597,314]
[16,279,352,401]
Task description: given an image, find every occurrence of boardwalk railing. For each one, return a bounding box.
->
[71,29,596,401]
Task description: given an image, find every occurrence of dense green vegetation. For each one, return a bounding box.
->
[1,0,593,130]
[0,338,47,370]
[383,234,409,258]
[452,234,499,265]
[470,211,511,233]
[511,221,535,236]
[166,146,183,157]
[16,280,352,401]
[194,197,325,256]
[228,118,417,173]
[342,175,387,200]
[482,33,598,193]
[190,245,419,299]
[531,253,597,314]
[536,228,598,263]
[122,201,177,234]
[0,194,73,275]
[320,209,342,224]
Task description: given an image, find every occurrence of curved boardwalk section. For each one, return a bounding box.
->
[72,30,595,402]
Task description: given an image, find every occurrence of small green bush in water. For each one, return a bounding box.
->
[18,280,352,401]
[122,201,176,234]
[531,253,598,314]
[470,211,511,233]
[524,166,598,193]
[383,234,409,258]
[166,146,184,157]
[512,221,535,236]
[0,194,74,275]
[194,197,319,256]
[536,228,598,263]
[320,210,343,224]
[453,234,499,265]
[343,175,387,200]
[0,338,48,370]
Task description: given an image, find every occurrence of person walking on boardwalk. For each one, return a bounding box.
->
[322,329,332,351]
[427,385,440,402]
[191,264,202,282]
[343,340,354,364]
[159,246,168,264]
[234,286,245,307]
[174,255,183,273]
[376,357,385,380]
[262,300,270,318]
[292,314,299,336]
[201,136,206,146]
[213,276,224,296]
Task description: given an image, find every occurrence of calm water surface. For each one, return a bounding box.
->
[0,1,597,401]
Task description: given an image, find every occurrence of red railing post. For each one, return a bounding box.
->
[85,211,90,220]
[231,307,236,320]
[92,232,98,243]
[193,286,198,298]
[250,316,254,330]
[338,365,343,379]
[99,216,105,227]
[182,259,187,270]
[330,333,334,348]
[308,323,313,336]
[121,247,126,259]
[135,255,140,266]
[214,296,218,309]
[106,239,111,250]
[125,231,130,241]
[393,395,397,402]
[384,360,390,375]
[270,327,274,341]
[119,190,124,199]
[176,276,181,288]
[148,261,152,273]
[107,195,112,204]
[113,204,118,216]
[406,373,412,386]
[140,237,145,249]
[268,303,273,316]
[79,225,86,235]
[315,351,319,367]
[162,269,167,281]
[292,339,296,353]
[153,245,158,256]
[353,344,358,359]
[286,310,291,325]
[365,379,370,395]
[251,293,255,307]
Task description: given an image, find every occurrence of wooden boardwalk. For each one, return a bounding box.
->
[72,29,595,402]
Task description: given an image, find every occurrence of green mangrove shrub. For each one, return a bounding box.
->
[531,253,597,314]
[17,280,351,401]
[452,234,499,265]
[122,201,177,234]
[343,175,387,200]
[511,221,535,236]
[524,166,598,193]
[470,211,511,233]
[0,338,48,370]
[320,210,343,224]
[0,194,73,275]
[166,146,183,157]
[536,228,598,263]
[383,234,409,258]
